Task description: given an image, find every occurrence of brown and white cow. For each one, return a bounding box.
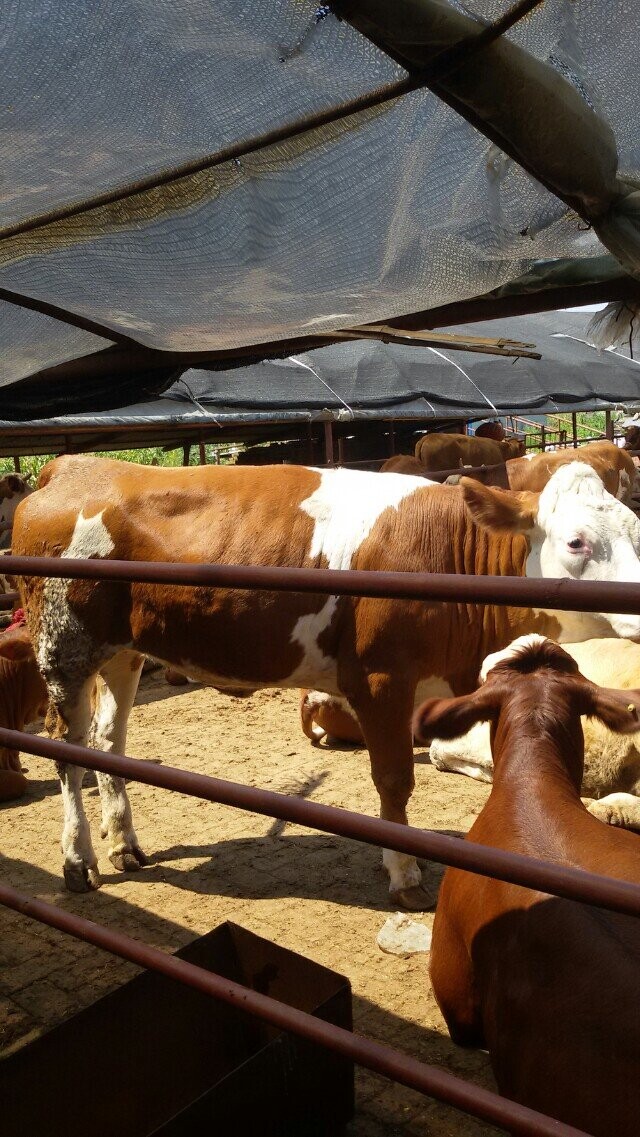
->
[0,474,33,549]
[12,455,640,904]
[506,440,637,504]
[416,636,640,1136]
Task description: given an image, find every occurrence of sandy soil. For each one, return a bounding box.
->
[0,673,500,1136]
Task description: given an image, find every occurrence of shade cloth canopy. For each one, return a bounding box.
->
[2,1,640,417]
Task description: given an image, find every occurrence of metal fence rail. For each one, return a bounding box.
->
[5,553,640,615]
[0,881,589,1137]
[3,725,640,920]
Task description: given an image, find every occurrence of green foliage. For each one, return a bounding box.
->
[0,444,239,479]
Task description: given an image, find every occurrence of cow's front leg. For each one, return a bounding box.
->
[48,684,99,892]
[586,792,640,831]
[351,675,435,911]
[92,652,148,872]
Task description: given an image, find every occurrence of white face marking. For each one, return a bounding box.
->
[300,468,429,568]
[525,464,640,641]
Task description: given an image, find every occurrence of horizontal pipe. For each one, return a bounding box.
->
[0,591,18,611]
[4,726,640,919]
[0,880,590,1137]
[5,553,640,614]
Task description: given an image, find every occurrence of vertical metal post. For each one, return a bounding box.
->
[337,435,345,465]
[605,410,614,441]
[324,421,335,466]
[12,455,21,473]
[571,413,578,449]
[541,424,546,452]
[182,444,191,467]
[198,441,206,465]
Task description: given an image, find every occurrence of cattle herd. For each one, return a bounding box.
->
[2,430,640,1135]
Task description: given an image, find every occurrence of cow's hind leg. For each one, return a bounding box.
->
[349,676,434,911]
[47,683,100,892]
[91,651,147,872]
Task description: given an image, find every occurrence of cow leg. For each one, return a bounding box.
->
[586,793,640,831]
[349,677,434,911]
[91,651,147,872]
[430,912,484,1048]
[48,683,100,892]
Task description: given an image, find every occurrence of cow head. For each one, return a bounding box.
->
[461,462,640,641]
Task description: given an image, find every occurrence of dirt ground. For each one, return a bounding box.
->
[0,672,500,1136]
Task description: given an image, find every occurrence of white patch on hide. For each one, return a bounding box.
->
[62,510,115,560]
[289,469,431,688]
[37,510,117,703]
[288,597,340,690]
[300,468,429,568]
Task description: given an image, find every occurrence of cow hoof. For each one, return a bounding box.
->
[110,846,148,873]
[390,883,438,912]
[64,862,101,893]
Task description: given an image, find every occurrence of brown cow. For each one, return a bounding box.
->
[414,433,525,469]
[12,455,640,904]
[379,454,431,476]
[416,635,640,1136]
[0,474,33,549]
[0,621,48,801]
[474,421,505,441]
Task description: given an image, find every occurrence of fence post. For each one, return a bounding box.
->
[605,410,614,441]
[182,444,191,467]
[571,413,578,449]
[324,421,335,466]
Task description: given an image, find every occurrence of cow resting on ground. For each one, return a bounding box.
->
[416,636,640,1136]
[13,456,640,904]
[429,636,640,829]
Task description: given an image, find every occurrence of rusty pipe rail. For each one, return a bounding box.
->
[5,553,640,615]
[4,725,640,919]
[0,881,590,1137]
[0,591,19,611]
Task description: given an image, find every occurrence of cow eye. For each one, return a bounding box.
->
[567,538,585,551]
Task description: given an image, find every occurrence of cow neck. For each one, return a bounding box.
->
[456,512,562,664]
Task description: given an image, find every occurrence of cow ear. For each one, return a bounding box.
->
[461,479,538,533]
[0,629,33,662]
[413,686,502,743]
[577,683,640,735]
[5,475,24,493]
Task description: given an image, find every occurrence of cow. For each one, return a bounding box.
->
[473,421,505,441]
[0,474,33,549]
[506,440,637,504]
[0,617,48,801]
[429,636,640,831]
[379,454,431,477]
[415,636,640,1136]
[623,423,640,453]
[414,432,525,469]
[12,455,640,904]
